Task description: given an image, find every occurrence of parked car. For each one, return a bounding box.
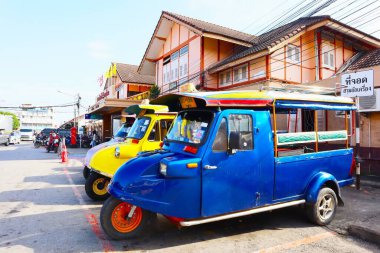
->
[100,91,356,240]
[0,129,10,146]
[40,128,57,138]
[20,128,35,141]
[57,129,70,138]
[9,131,21,144]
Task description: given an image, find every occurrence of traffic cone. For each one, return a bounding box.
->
[61,143,68,163]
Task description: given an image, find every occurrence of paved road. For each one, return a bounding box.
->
[0,142,378,253]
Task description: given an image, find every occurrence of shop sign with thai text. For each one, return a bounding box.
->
[97,90,110,101]
[341,70,374,97]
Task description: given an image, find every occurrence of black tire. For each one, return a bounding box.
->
[100,196,157,240]
[306,187,338,226]
[85,172,111,201]
[5,140,9,146]
[54,146,58,153]
[83,166,90,179]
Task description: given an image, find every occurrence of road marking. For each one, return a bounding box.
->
[255,231,336,253]
[63,160,114,253]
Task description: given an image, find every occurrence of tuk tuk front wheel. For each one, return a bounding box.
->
[83,166,90,179]
[100,196,157,240]
[306,187,337,226]
[85,173,110,201]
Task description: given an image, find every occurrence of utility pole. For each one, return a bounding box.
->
[57,90,81,128]
[77,93,81,129]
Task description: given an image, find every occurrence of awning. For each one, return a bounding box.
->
[88,98,141,115]
[275,101,356,111]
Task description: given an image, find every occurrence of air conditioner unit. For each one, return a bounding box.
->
[358,88,380,112]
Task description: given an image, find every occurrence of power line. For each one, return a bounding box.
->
[199,6,380,87]
[191,0,361,79]
[0,102,78,109]
[203,26,380,87]
[160,0,379,94]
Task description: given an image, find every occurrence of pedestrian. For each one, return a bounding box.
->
[91,130,97,148]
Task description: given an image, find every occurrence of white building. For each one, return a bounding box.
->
[10,104,55,131]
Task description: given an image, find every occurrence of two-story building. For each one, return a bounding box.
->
[138,11,380,176]
[140,12,379,93]
[88,63,154,141]
[138,11,254,94]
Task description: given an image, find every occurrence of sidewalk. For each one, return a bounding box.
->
[328,178,380,247]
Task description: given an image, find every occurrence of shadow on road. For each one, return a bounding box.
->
[0,208,102,253]
[113,207,317,251]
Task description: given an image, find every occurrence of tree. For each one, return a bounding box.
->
[149,85,161,100]
[0,111,20,130]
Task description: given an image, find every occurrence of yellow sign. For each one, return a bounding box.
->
[179,97,197,108]
[179,83,197,93]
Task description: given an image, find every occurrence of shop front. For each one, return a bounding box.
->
[312,51,380,176]
[87,98,140,142]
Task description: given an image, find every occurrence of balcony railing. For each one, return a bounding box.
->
[128,91,150,101]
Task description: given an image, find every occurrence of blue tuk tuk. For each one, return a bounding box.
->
[100,90,356,240]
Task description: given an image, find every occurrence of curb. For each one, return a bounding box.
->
[360,180,380,189]
[348,225,380,246]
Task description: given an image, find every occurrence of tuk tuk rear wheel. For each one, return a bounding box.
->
[85,172,110,201]
[83,166,90,179]
[100,196,156,240]
[306,187,337,226]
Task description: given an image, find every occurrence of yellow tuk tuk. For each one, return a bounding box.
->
[85,105,176,200]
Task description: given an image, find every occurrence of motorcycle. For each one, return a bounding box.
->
[34,135,48,148]
[80,135,92,148]
[47,137,60,153]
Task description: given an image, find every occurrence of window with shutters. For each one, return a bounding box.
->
[322,42,334,69]
[287,44,300,63]
[233,64,248,83]
[219,69,232,87]
[162,45,189,89]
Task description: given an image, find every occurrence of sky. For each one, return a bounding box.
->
[0,0,379,125]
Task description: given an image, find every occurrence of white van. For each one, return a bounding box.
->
[20,129,35,141]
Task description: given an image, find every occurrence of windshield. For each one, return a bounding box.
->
[114,124,130,138]
[57,130,70,136]
[166,110,213,144]
[42,128,56,134]
[20,129,33,132]
[127,117,151,140]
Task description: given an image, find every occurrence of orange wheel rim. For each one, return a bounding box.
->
[111,203,143,233]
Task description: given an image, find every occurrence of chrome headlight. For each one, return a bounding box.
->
[114,146,120,158]
[160,162,167,176]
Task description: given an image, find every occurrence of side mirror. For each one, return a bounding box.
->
[228,131,240,155]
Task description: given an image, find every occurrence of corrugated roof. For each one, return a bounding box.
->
[163,11,255,44]
[347,49,380,70]
[151,90,354,110]
[115,63,155,84]
[209,16,330,72]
